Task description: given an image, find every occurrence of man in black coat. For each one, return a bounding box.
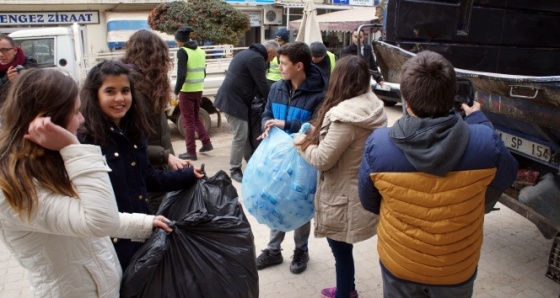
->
[341,28,384,84]
[214,40,280,182]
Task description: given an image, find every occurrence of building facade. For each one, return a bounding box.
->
[0,0,374,55]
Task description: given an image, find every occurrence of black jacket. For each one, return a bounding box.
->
[214,44,270,121]
[78,126,196,270]
[0,57,37,105]
[342,43,383,83]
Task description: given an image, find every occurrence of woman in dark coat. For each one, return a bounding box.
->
[78,60,204,270]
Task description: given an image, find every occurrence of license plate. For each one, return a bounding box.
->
[497,130,551,162]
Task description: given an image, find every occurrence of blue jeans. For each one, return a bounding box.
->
[327,238,355,298]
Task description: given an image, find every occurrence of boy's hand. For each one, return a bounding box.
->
[461,101,481,117]
[257,119,286,140]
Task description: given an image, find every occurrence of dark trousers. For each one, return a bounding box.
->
[178,91,211,154]
[327,237,355,298]
[381,267,476,298]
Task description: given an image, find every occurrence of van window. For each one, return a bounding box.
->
[15,38,55,67]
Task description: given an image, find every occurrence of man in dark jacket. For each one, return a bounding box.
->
[341,28,383,84]
[256,42,327,275]
[310,41,336,79]
[0,34,37,105]
[214,40,280,182]
[358,51,518,297]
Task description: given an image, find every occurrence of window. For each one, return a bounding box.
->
[15,38,55,67]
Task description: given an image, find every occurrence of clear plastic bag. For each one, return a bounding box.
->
[242,126,317,232]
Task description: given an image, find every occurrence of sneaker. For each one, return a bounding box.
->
[320,287,359,298]
[199,144,214,153]
[290,248,309,274]
[178,153,197,160]
[256,249,283,270]
[230,169,243,183]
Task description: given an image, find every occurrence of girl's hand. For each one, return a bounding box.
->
[167,154,193,170]
[153,215,173,233]
[24,117,79,151]
[192,167,205,179]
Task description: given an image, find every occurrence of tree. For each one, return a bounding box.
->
[148,0,250,45]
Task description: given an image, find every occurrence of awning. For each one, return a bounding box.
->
[106,12,176,49]
[288,6,378,33]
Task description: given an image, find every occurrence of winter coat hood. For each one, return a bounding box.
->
[326,90,387,130]
[184,40,198,50]
[389,112,470,176]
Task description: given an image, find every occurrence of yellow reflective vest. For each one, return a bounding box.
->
[266,56,282,82]
[181,47,206,92]
[327,51,336,72]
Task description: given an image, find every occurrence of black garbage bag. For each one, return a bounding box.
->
[121,170,259,298]
[248,96,266,152]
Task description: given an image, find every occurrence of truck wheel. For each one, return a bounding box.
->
[176,108,212,139]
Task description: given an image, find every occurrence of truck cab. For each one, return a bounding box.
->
[9,27,82,82]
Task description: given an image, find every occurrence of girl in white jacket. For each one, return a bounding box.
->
[0,68,172,298]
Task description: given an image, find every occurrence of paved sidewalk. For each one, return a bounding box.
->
[1,110,559,297]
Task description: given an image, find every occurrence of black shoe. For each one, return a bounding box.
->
[199,144,214,153]
[230,169,243,183]
[178,153,197,160]
[290,248,309,274]
[256,249,283,270]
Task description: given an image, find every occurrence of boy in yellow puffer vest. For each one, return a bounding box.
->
[358,51,518,297]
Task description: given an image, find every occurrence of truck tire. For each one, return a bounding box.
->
[176,108,212,139]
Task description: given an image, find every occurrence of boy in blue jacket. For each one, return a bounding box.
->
[358,51,518,297]
[257,41,327,274]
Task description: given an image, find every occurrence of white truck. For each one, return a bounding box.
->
[9,25,239,136]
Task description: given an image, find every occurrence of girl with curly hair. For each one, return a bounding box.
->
[122,29,192,213]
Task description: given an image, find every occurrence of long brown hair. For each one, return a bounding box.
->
[297,55,371,150]
[0,69,78,220]
[122,30,172,113]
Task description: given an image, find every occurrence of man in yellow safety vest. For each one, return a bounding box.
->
[267,28,289,85]
[174,26,213,161]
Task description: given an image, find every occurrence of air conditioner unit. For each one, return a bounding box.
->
[263,7,283,25]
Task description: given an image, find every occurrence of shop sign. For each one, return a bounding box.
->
[350,0,374,6]
[226,0,274,4]
[244,12,261,27]
[0,11,100,25]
